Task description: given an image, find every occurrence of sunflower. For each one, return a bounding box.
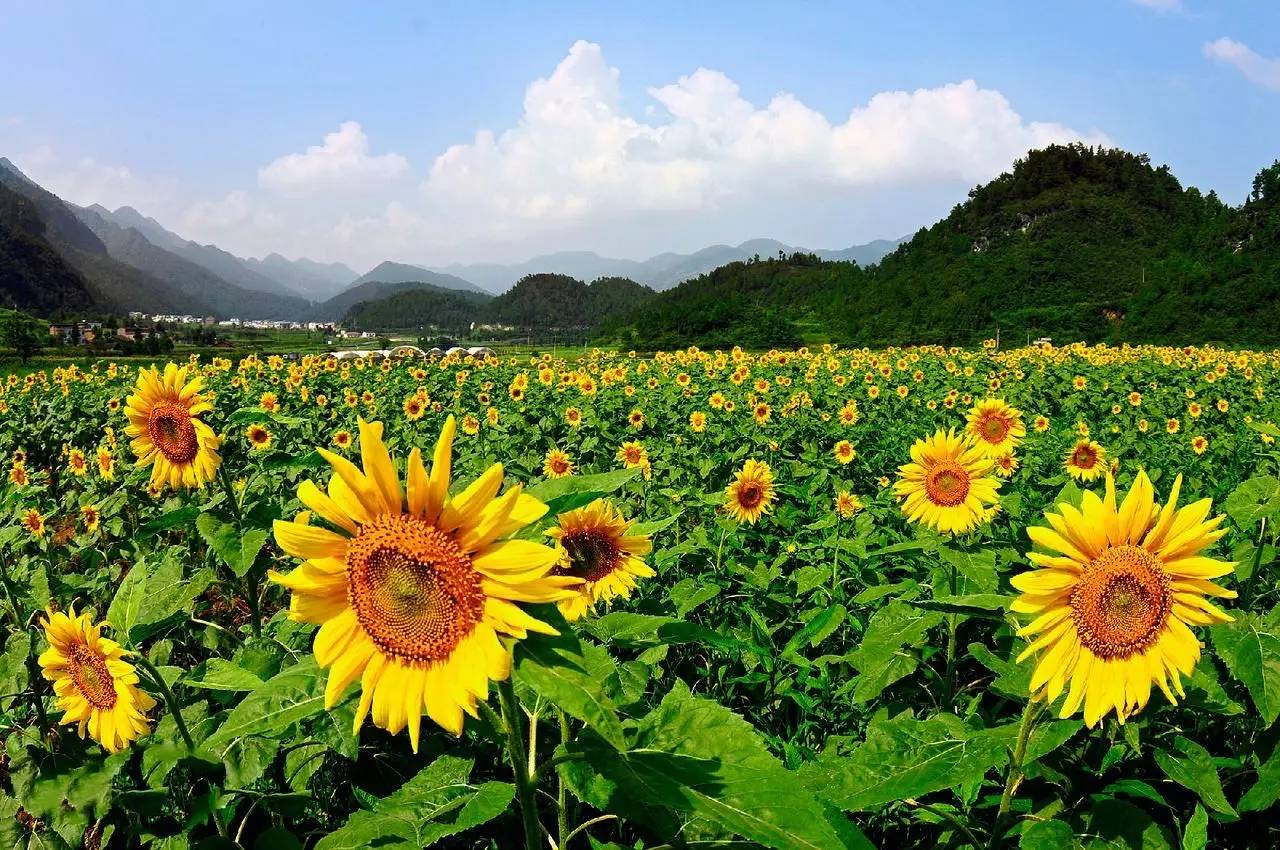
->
[10,464,29,487]
[403,396,425,421]
[1034,415,1050,433]
[96,448,115,481]
[1065,440,1105,482]
[617,441,648,469]
[67,449,88,477]
[565,407,583,428]
[542,448,574,479]
[246,424,273,451]
[333,430,353,450]
[893,428,1001,535]
[835,491,863,519]
[628,409,645,429]
[23,508,44,538]
[547,499,654,621]
[38,605,155,753]
[268,417,580,750]
[260,392,279,413]
[1191,435,1208,455]
[689,411,707,432]
[994,453,1019,479]
[123,364,222,490]
[724,459,776,524]
[80,504,101,533]
[966,399,1025,457]
[1012,470,1236,727]
[833,440,856,465]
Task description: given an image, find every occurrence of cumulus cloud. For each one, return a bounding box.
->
[422,41,1107,237]
[258,121,409,194]
[1204,37,1280,91]
[183,190,253,230]
[20,154,180,213]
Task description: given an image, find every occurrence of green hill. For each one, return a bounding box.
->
[342,285,492,332]
[482,274,655,329]
[600,144,1280,348]
[0,182,100,316]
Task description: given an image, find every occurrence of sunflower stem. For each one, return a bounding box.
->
[557,709,571,848]
[136,653,195,753]
[943,559,958,708]
[988,698,1043,850]
[497,677,541,850]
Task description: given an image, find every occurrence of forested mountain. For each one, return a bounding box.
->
[336,274,653,333]
[349,261,485,294]
[243,254,357,300]
[0,182,99,315]
[600,145,1280,348]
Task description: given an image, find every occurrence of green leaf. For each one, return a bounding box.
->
[1224,475,1280,529]
[185,659,266,692]
[1210,604,1280,726]
[1182,803,1208,850]
[1153,736,1235,816]
[783,605,846,656]
[137,506,201,536]
[0,632,32,698]
[1020,819,1077,850]
[197,513,270,577]
[526,468,640,515]
[845,601,943,703]
[132,558,214,642]
[315,756,513,850]
[583,612,741,651]
[937,546,998,593]
[799,713,1011,812]
[910,594,1010,618]
[1238,743,1280,813]
[106,561,148,640]
[1083,798,1175,850]
[513,607,627,750]
[563,683,854,850]
[630,511,681,537]
[204,659,328,754]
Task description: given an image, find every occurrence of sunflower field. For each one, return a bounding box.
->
[1,342,1279,850]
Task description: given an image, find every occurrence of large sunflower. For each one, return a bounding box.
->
[724,459,776,524]
[38,605,155,753]
[547,499,653,621]
[965,398,1025,457]
[1012,470,1235,727]
[269,416,581,750]
[123,364,221,490]
[1065,439,1105,482]
[894,428,1001,534]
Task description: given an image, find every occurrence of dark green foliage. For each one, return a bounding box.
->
[481,273,656,329]
[342,286,491,332]
[602,145,1280,348]
[0,309,47,360]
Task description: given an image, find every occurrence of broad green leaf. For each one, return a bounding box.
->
[630,511,681,537]
[937,546,998,593]
[783,604,846,655]
[106,560,148,640]
[910,594,1010,617]
[1224,475,1280,529]
[1020,819,1077,849]
[514,607,627,750]
[1153,736,1235,816]
[185,658,266,692]
[315,756,512,850]
[1238,743,1280,813]
[137,506,200,536]
[526,468,640,516]
[204,659,327,754]
[1182,803,1208,850]
[132,558,214,642]
[1083,798,1174,849]
[197,513,270,577]
[563,683,855,850]
[0,633,32,698]
[1210,605,1280,726]
[667,579,719,616]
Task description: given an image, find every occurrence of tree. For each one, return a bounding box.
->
[1,311,45,362]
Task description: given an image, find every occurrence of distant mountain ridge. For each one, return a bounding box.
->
[349,261,487,294]
[429,237,905,293]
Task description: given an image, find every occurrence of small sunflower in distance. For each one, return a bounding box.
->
[38,605,155,753]
[124,364,221,490]
[833,440,856,465]
[966,398,1026,457]
[894,428,1000,535]
[617,440,648,469]
[246,424,273,451]
[547,499,654,621]
[1065,439,1106,482]
[724,459,777,524]
[835,490,862,519]
[542,448,574,479]
[269,416,581,750]
[1012,470,1235,727]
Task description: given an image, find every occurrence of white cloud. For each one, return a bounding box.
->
[422,41,1107,240]
[258,121,409,194]
[24,154,179,213]
[1204,37,1280,91]
[183,190,253,230]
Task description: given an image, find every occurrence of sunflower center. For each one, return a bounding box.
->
[147,403,199,464]
[924,461,971,507]
[556,528,623,583]
[1071,545,1171,660]
[1073,446,1098,468]
[345,515,485,663]
[737,481,764,509]
[980,415,1009,442]
[68,645,116,710]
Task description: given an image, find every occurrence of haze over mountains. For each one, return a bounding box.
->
[0,154,905,323]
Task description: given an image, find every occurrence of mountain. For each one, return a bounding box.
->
[309,280,474,323]
[349,261,486,294]
[343,286,492,333]
[244,254,357,301]
[600,145,1280,349]
[0,158,309,319]
[431,238,904,293]
[86,205,304,299]
[0,181,100,315]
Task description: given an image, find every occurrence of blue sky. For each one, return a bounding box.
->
[1,0,1276,270]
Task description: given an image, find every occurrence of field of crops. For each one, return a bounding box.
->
[1,342,1279,850]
